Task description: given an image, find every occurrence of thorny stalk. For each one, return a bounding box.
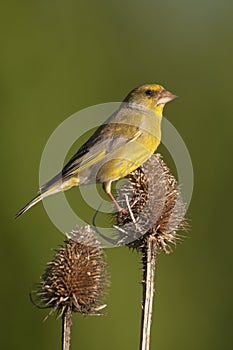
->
[62,306,72,350]
[140,237,157,350]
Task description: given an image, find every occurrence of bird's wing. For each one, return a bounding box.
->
[40,124,141,192]
[62,126,142,178]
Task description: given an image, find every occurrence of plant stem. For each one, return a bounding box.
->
[62,305,72,350]
[140,236,157,350]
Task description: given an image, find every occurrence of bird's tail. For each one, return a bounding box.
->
[15,182,62,218]
[15,193,45,218]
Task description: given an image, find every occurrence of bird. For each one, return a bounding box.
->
[16,84,177,218]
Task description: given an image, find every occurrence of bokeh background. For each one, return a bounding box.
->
[1,0,233,349]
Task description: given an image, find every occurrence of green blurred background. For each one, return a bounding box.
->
[1,0,232,349]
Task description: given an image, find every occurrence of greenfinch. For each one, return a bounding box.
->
[16,84,177,217]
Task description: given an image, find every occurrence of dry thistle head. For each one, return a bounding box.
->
[116,154,187,253]
[34,226,108,316]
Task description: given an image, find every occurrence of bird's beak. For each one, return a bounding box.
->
[156,90,178,105]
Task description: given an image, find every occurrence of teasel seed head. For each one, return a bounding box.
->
[116,154,187,253]
[35,226,108,316]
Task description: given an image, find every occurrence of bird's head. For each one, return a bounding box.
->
[124,84,177,116]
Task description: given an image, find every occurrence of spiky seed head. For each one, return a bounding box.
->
[35,226,108,316]
[116,154,187,253]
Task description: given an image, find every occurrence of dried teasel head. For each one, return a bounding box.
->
[115,154,187,253]
[34,226,108,316]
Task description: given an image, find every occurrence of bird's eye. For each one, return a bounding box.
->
[145,89,153,97]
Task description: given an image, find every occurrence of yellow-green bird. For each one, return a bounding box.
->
[16,84,177,218]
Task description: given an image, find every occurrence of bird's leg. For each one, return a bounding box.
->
[104,181,131,220]
[106,192,129,221]
[107,191,123,212]
[105,191,130,221]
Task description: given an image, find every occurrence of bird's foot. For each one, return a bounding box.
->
[117,195,138,223]
[117,207,129,221]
